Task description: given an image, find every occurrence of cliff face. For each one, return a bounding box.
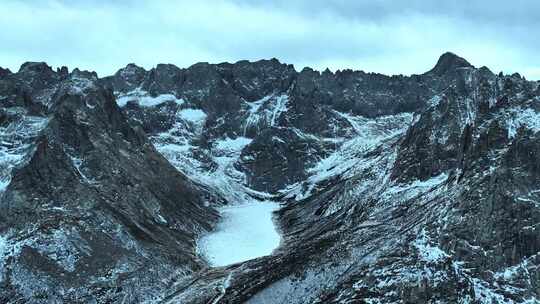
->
[1,53,539,303]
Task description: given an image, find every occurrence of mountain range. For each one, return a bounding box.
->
[0,52,539,303]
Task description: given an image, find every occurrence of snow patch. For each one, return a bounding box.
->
[178,108,207,125]
[116,89,184,107]
[506,108,540,138]
[197,201,280,267]
[429,95,442,108]
[413,229,449,263]
[33,229,92,273]
[214,136,252,153]
[67,75,96,96]
[472,278,512,304]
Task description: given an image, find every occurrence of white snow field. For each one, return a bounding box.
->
[198,201,281,267]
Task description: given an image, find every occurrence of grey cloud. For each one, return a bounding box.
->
[231,0,540,25]
[0,0,538,80]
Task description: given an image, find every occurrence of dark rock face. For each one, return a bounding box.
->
[215,58,296,101]
[0,67,218,303]
[107,63,147,92]
[1,53,540,303]
[0,67,10,78]
[239,127,330,192]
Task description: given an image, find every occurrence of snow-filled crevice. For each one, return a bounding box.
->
[243,93,288,136]
[197,201,280,267]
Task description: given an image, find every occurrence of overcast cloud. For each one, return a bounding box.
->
[1,0,539,79]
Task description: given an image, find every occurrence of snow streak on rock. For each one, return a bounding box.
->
[506,107,540,138]
[243,94,288,136]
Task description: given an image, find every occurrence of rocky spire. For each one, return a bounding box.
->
[116,63,146,78]
[426,52,473,76]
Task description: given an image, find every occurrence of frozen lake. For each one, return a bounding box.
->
[198,202,281,267]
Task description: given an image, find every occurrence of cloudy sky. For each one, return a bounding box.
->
[1,0,539,79]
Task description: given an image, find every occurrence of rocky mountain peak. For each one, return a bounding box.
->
[117,63,146,77]
[56,66,69,78]
[0,67,11,78]
[70,68,98,80]
[18,61,54,74]
[427,51,474,76]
